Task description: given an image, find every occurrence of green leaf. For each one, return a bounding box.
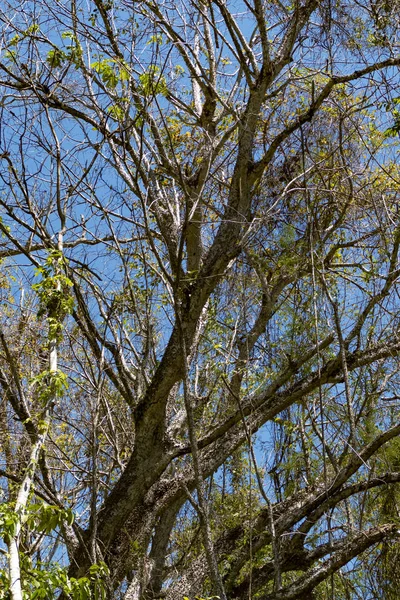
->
[91,59,119,88]
[139,65,168,98]
[47,48,66,68]
[26,23,40,34]
[107,104,124,121]
[8,34,20,47]
[147,34,163,45]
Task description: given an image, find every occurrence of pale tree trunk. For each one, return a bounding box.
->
[9,242,61,600]
[8,417,53,599]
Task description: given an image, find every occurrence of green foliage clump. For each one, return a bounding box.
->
[32,249,74,341]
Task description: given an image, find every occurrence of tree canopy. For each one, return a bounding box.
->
[1,0,400,598]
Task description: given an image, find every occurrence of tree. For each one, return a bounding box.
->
[1,0,400,597]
